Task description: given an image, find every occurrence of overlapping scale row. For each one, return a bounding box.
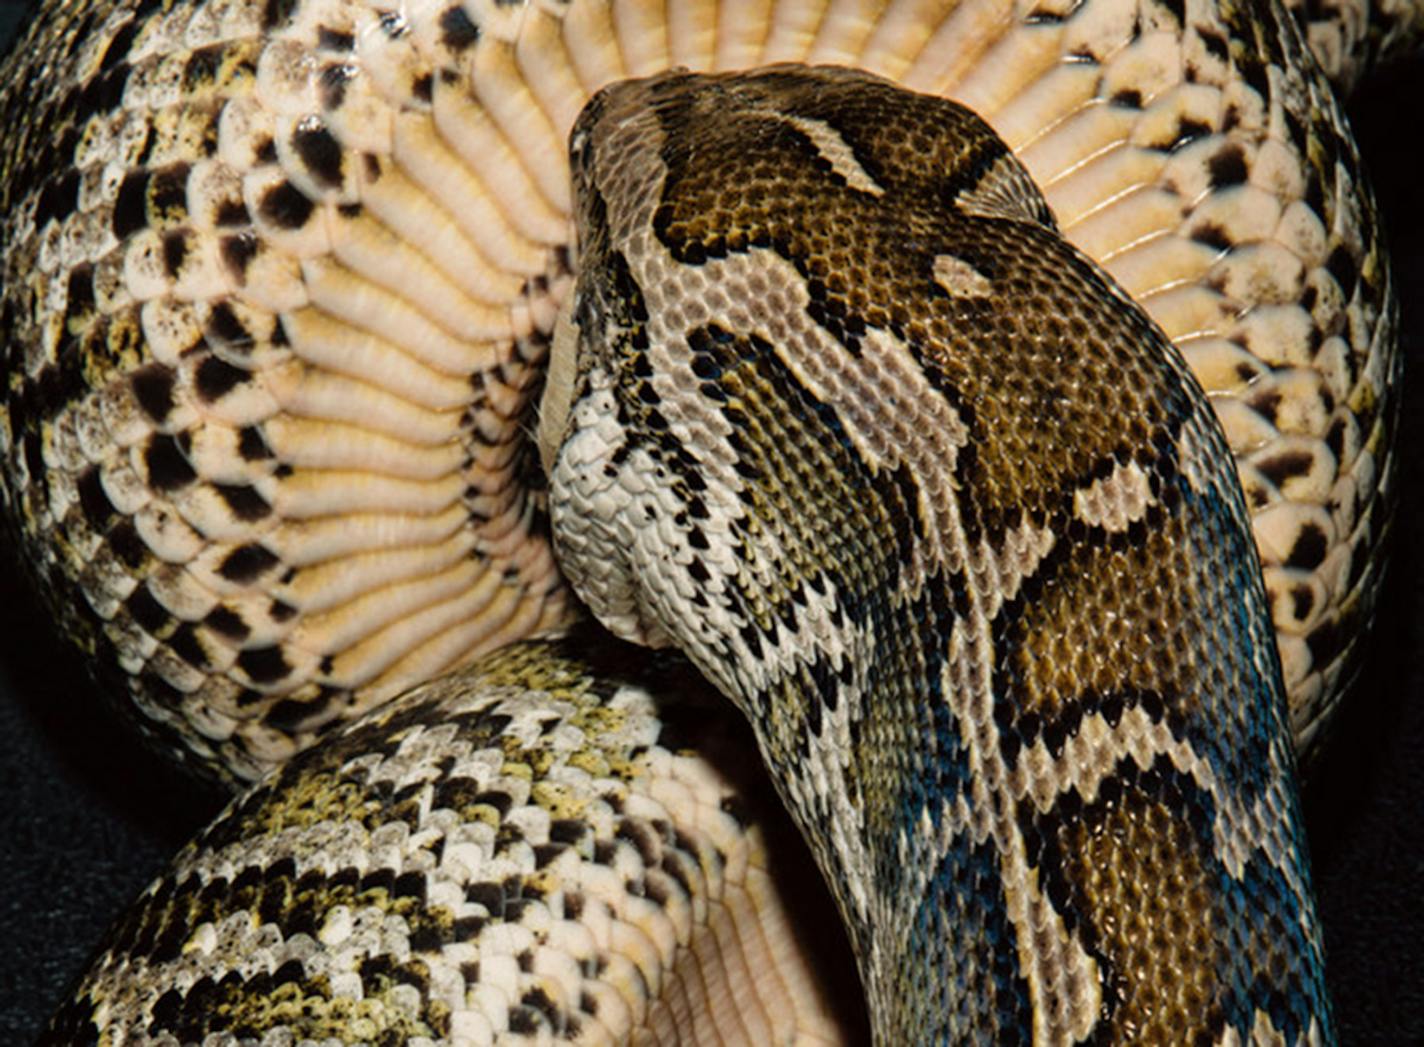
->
[1,0,584,782]
[0,0,1396,783]
[41,637,862,1043]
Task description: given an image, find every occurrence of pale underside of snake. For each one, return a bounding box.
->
[2,0,1422,1042]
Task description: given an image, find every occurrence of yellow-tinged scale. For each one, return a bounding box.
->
[3,0,1418,1040]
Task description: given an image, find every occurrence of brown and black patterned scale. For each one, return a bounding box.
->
[544,67,1331,1042]
[3,0,1423,1041]
[0,0,1418,792]
[44,630,864,1043]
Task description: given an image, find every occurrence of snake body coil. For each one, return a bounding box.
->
[1,0,1419,1041]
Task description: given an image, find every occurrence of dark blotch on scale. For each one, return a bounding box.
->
[131,363,177,423]
[317,26,355,51]
[293,122,344,188]
[162,229,190,275]
[182,45,224,93]
[206,302,255,349]
[169,623,211,670]
[440,5,481,49]
[260,180,315,229]
[320,63,356,109]
[205,605,250,641]
[1286,522,1328,570]
[145,432,197,491]
[112,163,191,238]
[1208,144,1248,188]
[237,425,273,461]
[1170,118,1213,151]
[1198,28,1229,60]
[521,986,562,1028]
[1257,449,1315,487]
[98,19,139,69]
[218,543,279,583]
[263,0,299,30]
[65,264,96,320]
[1191,222,1233,252]
[126,585,172,634]
[222,233,259,278]
[1325,244,1359,299]
[112,170,153,238]
[196,356,250,401]
[34,169,79,230]
[77,466,116,529]
[238,645,292,684]
[216,483,272,522]
[107,521,149,569]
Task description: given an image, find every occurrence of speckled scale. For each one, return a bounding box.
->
[0,0,1418,1040]
[2,0,578,784]
[42,634,862,1044]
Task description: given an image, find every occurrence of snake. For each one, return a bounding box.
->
[2,0,1420,1041]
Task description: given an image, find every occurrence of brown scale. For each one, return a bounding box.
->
[1040,769,1234,1041]
[647,70,1206,547]
[561,66,1331,1040]
[998,505,1221,737]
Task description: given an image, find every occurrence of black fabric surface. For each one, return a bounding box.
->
[0,3,1421,1041]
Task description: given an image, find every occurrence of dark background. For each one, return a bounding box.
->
[0,1,1420,1041]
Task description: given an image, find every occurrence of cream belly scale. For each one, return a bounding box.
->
[0,0,1418,1041]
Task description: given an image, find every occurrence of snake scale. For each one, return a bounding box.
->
[2,0,1421,1041]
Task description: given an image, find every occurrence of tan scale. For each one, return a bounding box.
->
[543,65,1341,1040]
[2,0,1422,1040]
[46,638,859,1042]
[0,0,1401,778]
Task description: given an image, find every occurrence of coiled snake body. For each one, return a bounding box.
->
[1,0,1419,1041]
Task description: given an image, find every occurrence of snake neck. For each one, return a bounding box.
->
[544,67,1334,1043]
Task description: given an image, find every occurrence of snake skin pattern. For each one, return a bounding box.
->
[42,630,867,1043]
[545,64,1331,1041]
[1,0,1420,1040]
